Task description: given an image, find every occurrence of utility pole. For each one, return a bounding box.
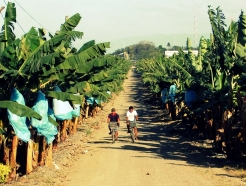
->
[194,8,197,48]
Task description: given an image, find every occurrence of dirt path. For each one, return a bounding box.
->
[52,67,244,186]
[8,67,245,186]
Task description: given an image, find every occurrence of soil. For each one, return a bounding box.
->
[4,67,246,186]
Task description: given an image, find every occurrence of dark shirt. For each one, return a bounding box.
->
[108,113,119,122]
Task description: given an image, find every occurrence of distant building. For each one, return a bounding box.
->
[114,52,130,60]
[165,50,198,57]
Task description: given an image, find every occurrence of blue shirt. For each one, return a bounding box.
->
[108,113,119,122]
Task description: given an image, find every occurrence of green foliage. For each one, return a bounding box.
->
[236,11,246,59]
[0,164,11,183]
[137,6,246,117]
[0,101,42,119]
[46,91,82,104]
[0,2,131,146]
[0,2,16,47]
[112,41,166,60]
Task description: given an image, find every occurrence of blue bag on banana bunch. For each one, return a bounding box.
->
[85,96,100,105]
[71,94,81,117]
[85,96,95,105]
[71,104,81,117]
[168,83,177,103]
[161,88,168,103]
[47,107,58,144]
[7,88,31,142]
[53,86,73,120]
[31,91,58,145]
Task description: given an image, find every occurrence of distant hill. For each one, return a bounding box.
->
[112,41,166,60]
[107,33,210,53]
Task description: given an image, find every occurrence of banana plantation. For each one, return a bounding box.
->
[1,1,246,184]
[0,2,131,182]
[136,7,246,159]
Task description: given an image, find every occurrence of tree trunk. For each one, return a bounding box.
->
[61,120,67,141]
[236,93,246,141]
[222,110,233,158]
[85,104,89,119]
[9,136,18,178]
[213,105,223,153]
[26,141,33,174]
[68,119,73,135]
[72,117,78,133]
[38,136,46,166]
[58,122,61,142]
[3,145,10,166]
[45,144,52,167]
[32,135,40,168]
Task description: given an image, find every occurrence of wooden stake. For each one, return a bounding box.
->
[26,141,33,174]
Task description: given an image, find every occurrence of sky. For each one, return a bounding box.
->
[1,0,245,52]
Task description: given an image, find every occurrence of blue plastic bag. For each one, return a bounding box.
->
[161,88,168,103]
[169,84,177,103]
[31,91,58,145]
[71,104,80,117]
[47,107,58,144]
[7,88,30,142]
[185,90,196,108]
[86,96,101,105]
[71,94,81,117]
[53,86,73,120]
[86,96,95,105]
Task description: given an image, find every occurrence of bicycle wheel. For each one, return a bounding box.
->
[130,128,135,143]
[112,130,115,143]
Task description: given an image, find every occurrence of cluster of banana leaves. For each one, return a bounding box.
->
[136,6,246,156]
[137,6,246,113]
[0,3,131,135]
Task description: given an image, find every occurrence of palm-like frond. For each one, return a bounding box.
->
[60,13,81,32]
[0,101,42,119]
[0,2,16,48]
[77,40,95,53]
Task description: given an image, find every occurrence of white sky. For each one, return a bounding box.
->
[1,0,245,51]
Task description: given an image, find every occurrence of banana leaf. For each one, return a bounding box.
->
[43,42,110,77]
[77,40,95,53]
[48,115,58,126]
[0,2,16,48]
[60,13,82,32]
[46,91,82,104]
[0,101,42,119]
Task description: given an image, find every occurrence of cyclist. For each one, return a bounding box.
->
[107,108,120,139]
[126,106,138,140]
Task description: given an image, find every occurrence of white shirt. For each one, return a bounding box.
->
[127,110,138,121]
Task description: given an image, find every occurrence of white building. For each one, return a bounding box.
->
[165,50,198,57]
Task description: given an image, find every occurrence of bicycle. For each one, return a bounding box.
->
[127,121,137,143]
[109,122,118,143]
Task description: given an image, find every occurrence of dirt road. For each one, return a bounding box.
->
[54,67,245,186]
